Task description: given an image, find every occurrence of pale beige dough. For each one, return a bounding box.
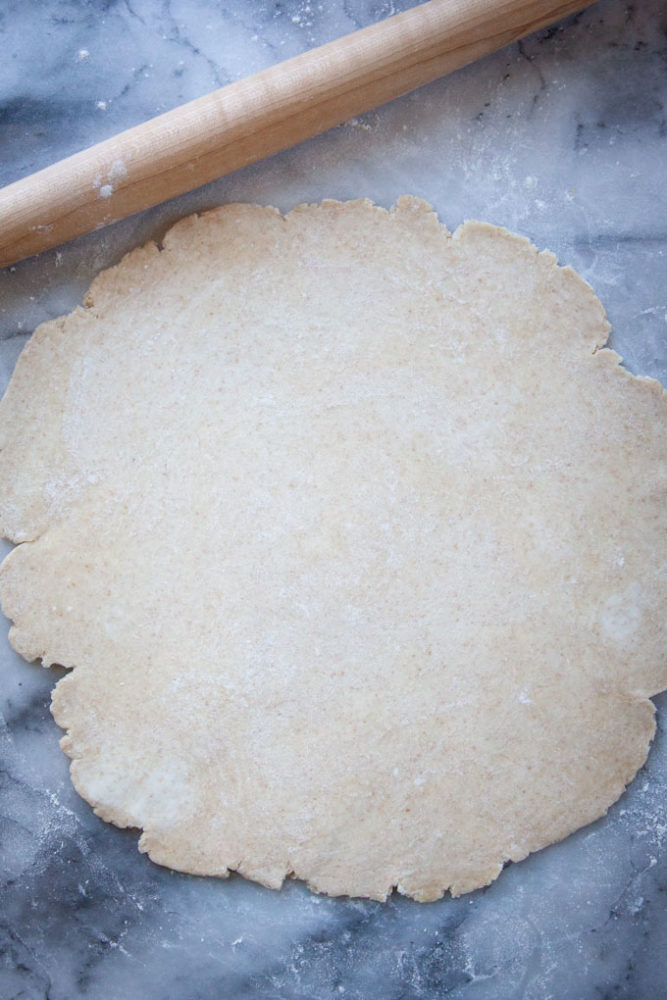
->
[0,197,665,901]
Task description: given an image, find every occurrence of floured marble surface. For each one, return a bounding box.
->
[1,1,665,998]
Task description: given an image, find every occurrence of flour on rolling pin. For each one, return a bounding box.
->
[91,160,129,202]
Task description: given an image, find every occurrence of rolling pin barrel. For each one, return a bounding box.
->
[0,0,592,268]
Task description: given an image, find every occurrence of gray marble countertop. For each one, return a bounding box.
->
[1,2,665,998]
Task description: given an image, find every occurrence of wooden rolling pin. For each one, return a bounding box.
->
[0,0,593,269]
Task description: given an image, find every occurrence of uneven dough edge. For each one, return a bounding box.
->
[0,193,643,547]
[52,689,657,902]
[0,197,665,901]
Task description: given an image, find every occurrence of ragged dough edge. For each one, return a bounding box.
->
[1,198,666,901]
[3,195,659,547]
[54,693,657,903]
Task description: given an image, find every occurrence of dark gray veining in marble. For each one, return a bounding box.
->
[1,2,666,998]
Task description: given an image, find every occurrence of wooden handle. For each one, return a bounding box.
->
[0,0,592,268]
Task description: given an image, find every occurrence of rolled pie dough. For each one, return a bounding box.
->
[0,198,665,901]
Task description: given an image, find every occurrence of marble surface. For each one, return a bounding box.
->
[1,1,666,997]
